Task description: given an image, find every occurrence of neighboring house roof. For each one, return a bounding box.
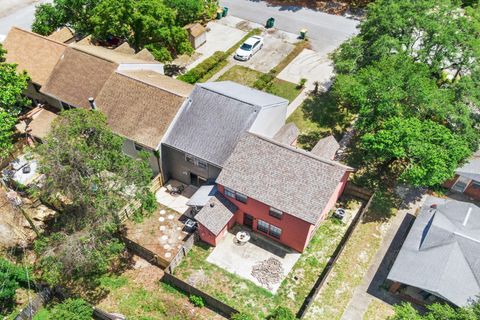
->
[47,27,75,43]
[195,192,237,236]
[71,43,159,64]
[387,196,480,307]
[185,23,206,37]
[273,123,299,146]
[217,133,352,224]
[456,150,480,182]
[163,81,287,167]
[16,107,58,140]
[3,27,67,86]
[41,47,118,109]
[311,135,340,160]
[121,70,192,97]
[95,71,189,149]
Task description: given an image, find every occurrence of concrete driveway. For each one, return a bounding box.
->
[219,0,359,52]
[0,0,52,36]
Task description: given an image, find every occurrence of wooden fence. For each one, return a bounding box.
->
[166,232,196,273]
[162,272,239,318]
[122,236,170,269]
[296,190,375,318]
[15,288,52,320]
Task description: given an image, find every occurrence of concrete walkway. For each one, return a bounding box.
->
[340,194,426,320]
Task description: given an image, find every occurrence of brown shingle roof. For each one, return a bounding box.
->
[27,108,58,140]
[185,23,206,38]
[3,27,67,86]
[273,123,300,146]
[310,135,340,160]
[72,43,159,64]
[47,27,75,43]
[95,72,188,149]
[41,47,118,109]
[120,70,193,97]
[217,133,353,224]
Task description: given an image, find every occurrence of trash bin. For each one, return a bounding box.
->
[223,7,229,17]
[216,9,223,20]
[300,28,308,39]
[266,17,275,29]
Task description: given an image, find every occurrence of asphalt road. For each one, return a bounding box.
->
[219,0,359,53]
[0,0,52,36]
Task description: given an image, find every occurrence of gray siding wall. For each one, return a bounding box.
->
[161,144,221,185]
[249,103,287,138]
[123,139,160,175]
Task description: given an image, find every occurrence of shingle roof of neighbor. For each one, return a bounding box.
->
[163,81,288,167]
[47,27,75,43]
[195,192,237,235]
[387,196,480,307]
[456,150,480,182]
[185,23,206,37]
[41,47,117,109]
[311,135,340,160]
[71,43,159,64]
[95,71,190,149]
[217,133,352,224]
[3,28,67,86]
[273,123,299,146]
[27,108,58,140]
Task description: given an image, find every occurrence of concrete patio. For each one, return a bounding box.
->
[155,180,197,215]
[206,226,301,293]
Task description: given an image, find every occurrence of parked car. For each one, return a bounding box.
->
[234,36,264,61]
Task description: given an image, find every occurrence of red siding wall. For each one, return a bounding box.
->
[197,215,236,246]
[443,175,480,201]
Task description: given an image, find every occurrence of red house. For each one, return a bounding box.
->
[195,133,353,252]
[443,150,480,201]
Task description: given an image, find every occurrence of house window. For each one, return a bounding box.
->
[269,225,282,239]
[235,192,248,204]
[197,160,207,170]
[224,187,235,199]
[257,220,269,233]
[185,154,195,164]
[269,207,283,220]
[472,181,480,189]
[134,143,143,152]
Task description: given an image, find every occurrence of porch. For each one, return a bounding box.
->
[155,180,198,216]
[206,225,301,293]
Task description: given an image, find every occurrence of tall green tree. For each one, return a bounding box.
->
[34,109,154,284]
[164,0,203,25]
[0,44,30,159]
[391,301,480,320]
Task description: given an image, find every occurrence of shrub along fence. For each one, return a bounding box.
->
[296,186,375,318]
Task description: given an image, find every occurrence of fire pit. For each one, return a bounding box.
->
[235,230,251,245]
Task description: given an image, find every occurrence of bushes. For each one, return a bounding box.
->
[266,306,296,320]
[34,299,93,320]
[0,258,32,314]
[178,51,227,84]
[189,295,205,308]
[253,70,277,90]
[231,312,254,320]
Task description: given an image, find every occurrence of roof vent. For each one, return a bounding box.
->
[88,97,97,110]
[210,202,215,208]
[463,207,473,226]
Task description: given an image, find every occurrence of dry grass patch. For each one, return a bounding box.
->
[363,299,395,320]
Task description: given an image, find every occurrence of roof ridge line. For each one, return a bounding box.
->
[198,85,260,109]
[115,71,188,98]
[69,46,119,65]
[247,132,354,171]
[11,27,68,47]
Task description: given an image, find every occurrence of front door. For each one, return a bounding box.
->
[190,173,207,187]
[243,213,254,228]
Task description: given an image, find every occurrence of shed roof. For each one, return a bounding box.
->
[217,133,352,224]
[310,135,340,160]
[387,196,480,307]
[163,81,287,167]
[185,23,206,37]
[195,192,237,236]
[273,123,299,146]
[95,72,188,149]
[3,27,67,86]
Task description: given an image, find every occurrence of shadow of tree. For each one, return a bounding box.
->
[362,190,401,224]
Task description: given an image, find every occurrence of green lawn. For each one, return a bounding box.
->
[218,65,263,87]
[363,299,395,320]
[304,191,399,320]
[266,78,302,103]
[174,198,362,319]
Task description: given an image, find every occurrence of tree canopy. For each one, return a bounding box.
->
[331,0,480,187]
[31,0,212,61]
[34,108,154,284]
[0,44,30,159]
[391,301,480,320]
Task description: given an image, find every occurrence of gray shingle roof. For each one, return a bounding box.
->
[195,192,237,235]
[216,133,352,224]
[273,123,300,146]
[456,150,480,182]
[163,81,287,167]
[311,135,340,160]
[387,196,480,307]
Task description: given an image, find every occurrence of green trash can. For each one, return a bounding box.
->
[223,7,229,17]
[266,17,275,29]
[300,28,307,39]
[216,9,223,20]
